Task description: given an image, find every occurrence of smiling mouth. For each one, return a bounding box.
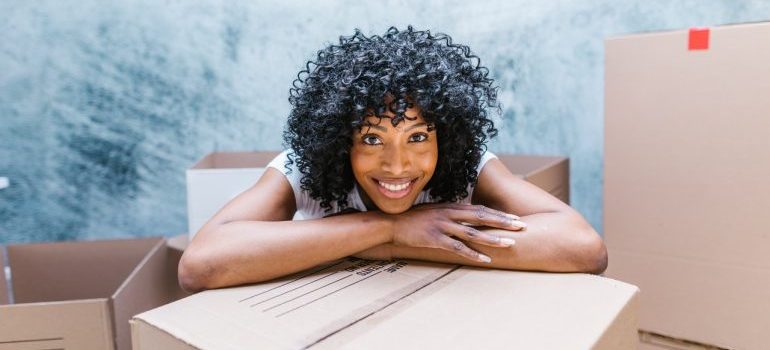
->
[372,177,419,199]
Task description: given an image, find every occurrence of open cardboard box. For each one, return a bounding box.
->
[0,237,187,350]
[132,258,638,349]
[187,151,569,238]
[141,153,623,349]
[605,21,770,349]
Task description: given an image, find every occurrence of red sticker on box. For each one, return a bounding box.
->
[688,27,710,50]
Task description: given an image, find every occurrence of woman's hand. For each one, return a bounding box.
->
[385,203,526,263]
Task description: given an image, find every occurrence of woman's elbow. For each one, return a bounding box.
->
[178,250,214,293]
[581,233,608,275]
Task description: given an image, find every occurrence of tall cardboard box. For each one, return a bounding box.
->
[604,22,770,349]
[187,151,569,239]
[132,258,639,349]
[0,237,186,350]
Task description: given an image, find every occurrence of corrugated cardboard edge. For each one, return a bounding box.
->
[111,238,168,350]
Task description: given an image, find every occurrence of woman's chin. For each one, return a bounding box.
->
[375,204,411,215]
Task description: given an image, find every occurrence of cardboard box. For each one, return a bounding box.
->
[604,22,770,349]
[0,237,185,350]
[187,151,569,238]
[132,258,638,349]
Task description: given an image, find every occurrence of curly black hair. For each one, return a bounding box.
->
[283,25,501,213]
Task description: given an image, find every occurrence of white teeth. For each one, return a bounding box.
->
[378,180,411,192]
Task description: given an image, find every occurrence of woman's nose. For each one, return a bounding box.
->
[381,144,411,175]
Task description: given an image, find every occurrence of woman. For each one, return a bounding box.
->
[179,26,607,292]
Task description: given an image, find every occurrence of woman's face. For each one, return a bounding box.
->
[350,103,438,214]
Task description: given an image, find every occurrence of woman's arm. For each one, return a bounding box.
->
[179,167,524,292]
[389,212,606,274]
[361,158,608,274]
[179,168,392,292]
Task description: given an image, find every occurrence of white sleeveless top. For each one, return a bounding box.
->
[266,149,498,219]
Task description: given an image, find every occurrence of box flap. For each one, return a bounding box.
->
[111,238,173,350]
[133,259,638,349]
[190,153,216,170]
[190,151,280,170]
[0,298,114,350]
[0,246,7,305]
[134,258,456,349]
[313,269,639,349]
[167,234,189,252]
[525,158,570,204]
[497,155,570,204]
[497,154,565,178]
[7,237,162,303]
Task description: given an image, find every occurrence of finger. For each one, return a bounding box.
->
[436,235,491,263]
[442,222,515,248]
[449,205,527,231]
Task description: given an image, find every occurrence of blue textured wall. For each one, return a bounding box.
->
[2,1,769,243]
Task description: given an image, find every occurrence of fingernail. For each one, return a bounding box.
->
[511,220,527,228]
[507,213,520,220]
[500,238,515,246]
[479,254,492,263]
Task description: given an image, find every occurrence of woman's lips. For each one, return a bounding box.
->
[372,177,418,199]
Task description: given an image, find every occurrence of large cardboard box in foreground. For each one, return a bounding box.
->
[0,237,186,350]
[604,22,770,349]
[187,151,569,238]
[132,258,638,349]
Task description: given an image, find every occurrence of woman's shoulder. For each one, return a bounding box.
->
[266,149,295,175]
[479,149,498,171]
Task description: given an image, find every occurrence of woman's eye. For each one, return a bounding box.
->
[409,133,428,142]
[362,135,382,145]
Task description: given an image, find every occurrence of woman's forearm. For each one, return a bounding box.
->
[389,212,608,274]
[179,211,392,291]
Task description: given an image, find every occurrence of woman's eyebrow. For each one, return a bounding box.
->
[362,124,387,132]
[362,122,428,132]
[405,122,428,131]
